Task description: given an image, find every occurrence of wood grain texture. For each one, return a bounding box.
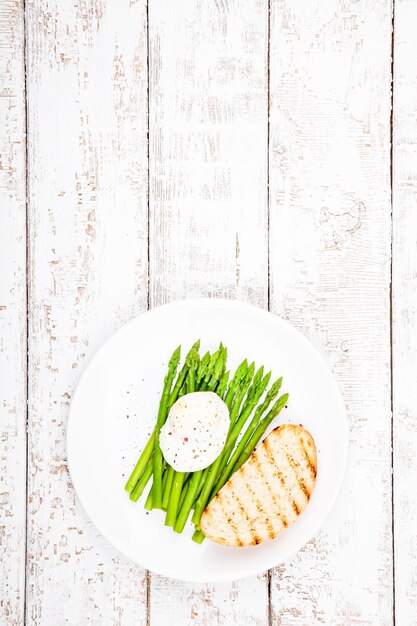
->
[268,0,393,624]
[0,1,26,624]
[392,1,417,623]
[2,0,406,622]
[26,1,148,623]
[148,0,269,623]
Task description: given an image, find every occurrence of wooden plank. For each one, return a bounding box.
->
[392,1,417,623]
[25,1,149,623]
[148,0,269,623]
[268,0,393,623]
[0,1,26,624]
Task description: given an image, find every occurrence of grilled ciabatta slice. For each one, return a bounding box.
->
[200,424,317,547]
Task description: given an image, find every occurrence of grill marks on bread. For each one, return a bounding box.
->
[200,425,317,547]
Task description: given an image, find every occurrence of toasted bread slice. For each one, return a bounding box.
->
[200,424,317,547]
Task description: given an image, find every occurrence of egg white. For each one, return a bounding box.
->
[159,391,230,472]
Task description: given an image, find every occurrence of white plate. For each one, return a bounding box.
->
[67,298,348,582]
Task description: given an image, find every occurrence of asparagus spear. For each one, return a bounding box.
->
[223,359,248,408]
[178,476,190,511]
[177,345,200,398]
[233,364,262,418]
[196,351,211,387]
[162,466,175,509]
[178,385,187,398]
[165,471,186,526]
[210,377,283,496]
[144,486,153,510]
[187,364,197,394]
[152,346,181,508]
[214,369,271,482]
[145,464,182,511]
[192,529,205,544]
[228,362,255,424]
[199,345,223,391]
[169,340,200,405]
[233,392,289,471]
[124,428,156,493]
[216,370,230,399]
[174,470,204,533]
[206,347,227,391]
[129,460,154,502]
[165,470,191,525]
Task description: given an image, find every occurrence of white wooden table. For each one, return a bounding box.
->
[1,0,416,624]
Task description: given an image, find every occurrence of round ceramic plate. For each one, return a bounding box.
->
[67,298,348,582]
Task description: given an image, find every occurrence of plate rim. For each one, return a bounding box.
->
[67,297,349,582]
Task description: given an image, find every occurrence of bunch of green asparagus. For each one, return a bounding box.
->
[124,340,289,543]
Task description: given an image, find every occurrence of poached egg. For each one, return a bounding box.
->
[159,391,229,472]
